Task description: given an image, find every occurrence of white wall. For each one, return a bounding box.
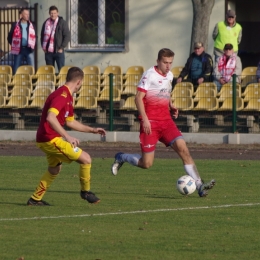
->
[30,0,223,73]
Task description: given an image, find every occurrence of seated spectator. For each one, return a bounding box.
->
[256,61,260,83]
[213,43,242,91]
[175,42,213,87]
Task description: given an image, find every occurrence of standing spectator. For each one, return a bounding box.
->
[212,10,242,62]
[41,5,70,72]
[111,48,215,197]
[213,43,242,91]
[175,42,213,87]
[27,67,106,206]
[7,7,36,74]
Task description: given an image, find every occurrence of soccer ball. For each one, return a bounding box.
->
[176,175,196,195]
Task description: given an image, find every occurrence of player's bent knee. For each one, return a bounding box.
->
[77,151,92,164]
[48,165,61,175]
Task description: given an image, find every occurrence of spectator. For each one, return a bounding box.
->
[212,10,242,62]
[175,42,213,87]
[41,5,70,72]
[7,7,36,74]
[213,43,242,91]
[256,61,260,83]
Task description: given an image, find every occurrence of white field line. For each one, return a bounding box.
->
[0,203,259,222]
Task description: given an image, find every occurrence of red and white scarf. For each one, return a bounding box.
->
[218,54,237,82]
[42,17,59,53]
[11,20,36,55]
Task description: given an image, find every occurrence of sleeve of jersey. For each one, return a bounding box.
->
[137,71,149,93]
[66,104,74,122]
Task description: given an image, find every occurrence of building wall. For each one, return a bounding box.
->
[29,0,224,73]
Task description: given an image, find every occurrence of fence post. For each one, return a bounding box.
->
[109,73,114,131]
[232,74,237,133]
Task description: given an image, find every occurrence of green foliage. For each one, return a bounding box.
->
[0,157,260,259]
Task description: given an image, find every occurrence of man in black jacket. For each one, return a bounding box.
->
[41,6,70,72]
[175,42,213,87]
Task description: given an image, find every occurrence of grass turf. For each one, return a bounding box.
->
[0,156,260,260]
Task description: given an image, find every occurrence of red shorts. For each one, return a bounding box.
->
[139,119,183,153]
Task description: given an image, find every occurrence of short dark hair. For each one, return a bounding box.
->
[157,48,175,61]
[49,5,58,13]
[19,7,29,14]
[66,67,84,82]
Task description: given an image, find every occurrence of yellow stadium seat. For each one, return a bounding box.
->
[242,83,260,97]
[171,88,192,101]
[241,67,257,87]
[193,87,217,102]
[98,86,121,101]
[243,88,260,102]
[0,83,8,97]
[243,98,260,111]
[82,65,100,87]
[16,65,35,76]
[77,86,99,98]
[29,96,47,108]
[31,87,52,99]
[0,65,12,75]
[0,73,12,84]
[123,66,144,87]
[0,65,12,84]
[217,83,241,102]
[121,85,137,96]
[193,97,218,111]
[11,80,33,92]
[171,66,184,77]
[101,66,122,90]
[195,82,217,94]
[173,97,194,111]
[10,74,32,86]
[34,80,55,92]
[75,96,98,109]
[120,96,137,110]
[0,95,6,107]
[218,97,244,111]
[173,82,194,95]
[4,95,28,108]
[9,86,31,98]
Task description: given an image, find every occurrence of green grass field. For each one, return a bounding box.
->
[0,156,260,260]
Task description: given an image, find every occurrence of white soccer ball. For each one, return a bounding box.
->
[176,175,196,195]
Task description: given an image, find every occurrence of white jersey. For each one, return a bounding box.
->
[137,66,173,120]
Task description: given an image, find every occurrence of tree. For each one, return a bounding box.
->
[191,0,215,53]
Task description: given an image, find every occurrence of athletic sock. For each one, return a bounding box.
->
[31,171,57,201]
[79,164,91,191]
[121,153,141,166]
[184,164,202,189]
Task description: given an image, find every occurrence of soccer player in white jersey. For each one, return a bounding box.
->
[111,48,215,197]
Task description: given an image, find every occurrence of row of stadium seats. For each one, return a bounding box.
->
[1,65,258,92]
[0,65,145,91]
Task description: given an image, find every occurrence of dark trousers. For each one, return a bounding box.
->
[45,52,65,72]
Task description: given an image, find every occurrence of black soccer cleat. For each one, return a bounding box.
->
[80,191,100,204]
[27,197,50,206]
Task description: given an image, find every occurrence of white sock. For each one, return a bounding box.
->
[184,164,202,189]
[121,153,141,166]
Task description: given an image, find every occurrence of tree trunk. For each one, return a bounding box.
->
[191,0,215,53]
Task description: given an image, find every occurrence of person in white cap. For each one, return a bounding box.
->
[212,10,242,62]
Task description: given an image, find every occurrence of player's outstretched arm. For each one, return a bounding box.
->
[47,111,80,147]
[66,120,106,136]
